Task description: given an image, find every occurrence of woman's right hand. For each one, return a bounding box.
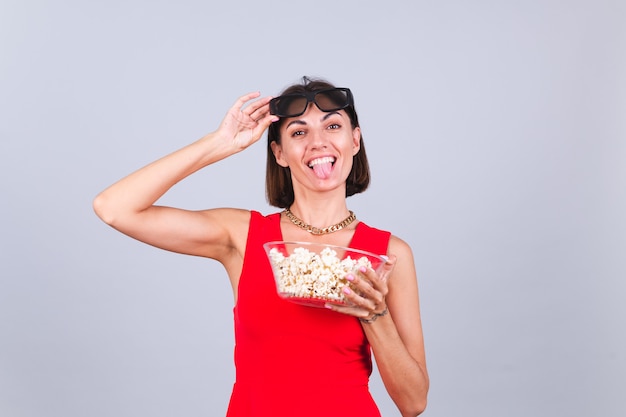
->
[216,91,278,152]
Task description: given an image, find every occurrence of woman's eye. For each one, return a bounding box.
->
[328,123,341,130]
[291,130,305,137]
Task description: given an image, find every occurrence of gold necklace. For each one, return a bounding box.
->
[283,208,356,235]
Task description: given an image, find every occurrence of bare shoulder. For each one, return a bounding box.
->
[200,207,252,229]
[386,234,419,303]
[387,234,415,261]
[197,207,252,254]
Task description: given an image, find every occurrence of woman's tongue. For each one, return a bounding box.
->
[311,160,333,179]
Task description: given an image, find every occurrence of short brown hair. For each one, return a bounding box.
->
[266,77,371,208]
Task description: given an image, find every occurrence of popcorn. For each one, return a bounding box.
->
[268,246,372,303]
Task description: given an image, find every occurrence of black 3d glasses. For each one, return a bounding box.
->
[269,88,353,118]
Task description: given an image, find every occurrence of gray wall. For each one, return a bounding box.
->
[1,1,624,416]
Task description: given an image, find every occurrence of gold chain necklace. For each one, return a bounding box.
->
[283,208,356,235]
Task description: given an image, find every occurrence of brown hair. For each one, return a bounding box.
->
[265,77,371,208]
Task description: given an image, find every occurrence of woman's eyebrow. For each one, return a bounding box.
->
[285,111,342,129]
[286,119,306,128]
[322,111,341,121]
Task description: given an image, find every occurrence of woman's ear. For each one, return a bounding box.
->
[270,141,289,167]
[352,127,361,156]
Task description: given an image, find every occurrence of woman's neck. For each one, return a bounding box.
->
[287,199,351,228]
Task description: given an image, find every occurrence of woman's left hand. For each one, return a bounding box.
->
[327,255,396,321]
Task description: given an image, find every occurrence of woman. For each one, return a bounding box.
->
[93,77,429,416]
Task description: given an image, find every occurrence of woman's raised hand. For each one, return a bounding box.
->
[217,91,278,152]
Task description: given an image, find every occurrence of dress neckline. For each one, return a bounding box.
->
[274,211,361,249]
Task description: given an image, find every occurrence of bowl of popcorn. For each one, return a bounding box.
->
[263,241,388,307]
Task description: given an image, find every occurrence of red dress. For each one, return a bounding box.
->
[226,211,391,417]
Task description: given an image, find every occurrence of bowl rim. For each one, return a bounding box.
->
[263,240,388,264]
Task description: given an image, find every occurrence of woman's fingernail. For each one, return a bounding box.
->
[343,286,351,295]
[346,274,355,281]
[359,266,367,273]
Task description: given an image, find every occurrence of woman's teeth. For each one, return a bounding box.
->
[308,156,335,168]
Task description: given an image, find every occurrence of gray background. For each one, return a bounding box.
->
[1,0,625,416]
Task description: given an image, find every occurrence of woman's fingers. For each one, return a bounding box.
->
[378,254,396,282]
[233,91,262,111]
[246,96,272,118]
[233,92,273,121]
[327,255,397,319]
[333,268,385,314]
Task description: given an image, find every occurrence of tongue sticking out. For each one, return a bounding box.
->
[312,161,333,179]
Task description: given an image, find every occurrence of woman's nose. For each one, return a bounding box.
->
[308,129,328,149]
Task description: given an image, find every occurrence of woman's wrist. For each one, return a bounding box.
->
[359,307,389,324]
[194,131,241,165]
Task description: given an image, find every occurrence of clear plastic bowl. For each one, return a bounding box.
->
[263,241,387,307]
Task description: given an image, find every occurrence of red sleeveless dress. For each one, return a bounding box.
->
[226,211,391,417]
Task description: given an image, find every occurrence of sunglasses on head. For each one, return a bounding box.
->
[269,87,353,118]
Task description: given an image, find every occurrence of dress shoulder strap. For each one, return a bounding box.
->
[350,221,391,256]
[246,210,282,246]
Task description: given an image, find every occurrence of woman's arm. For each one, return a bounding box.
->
[364,237,429,416]
[330,236,429,416]
[93,92,277,265]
